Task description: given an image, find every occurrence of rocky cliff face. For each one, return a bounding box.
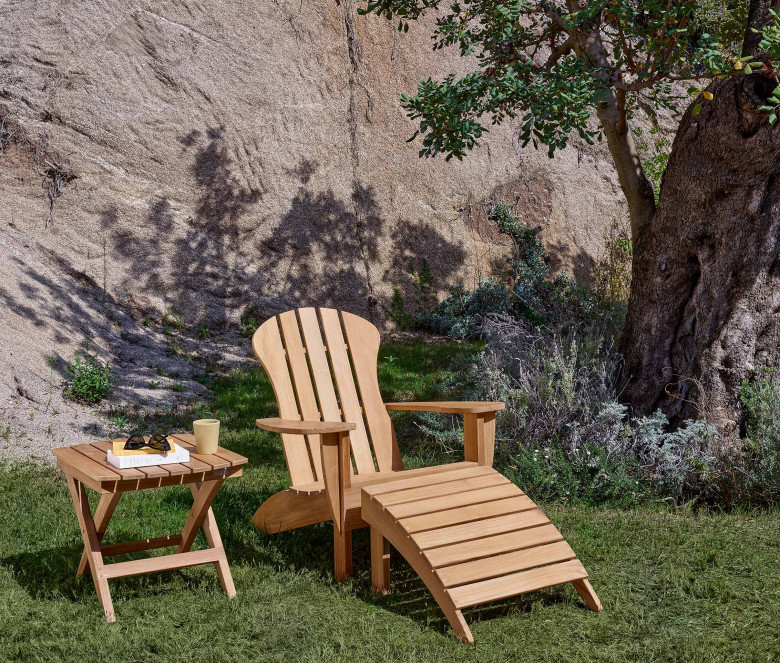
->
[0,1,627,457]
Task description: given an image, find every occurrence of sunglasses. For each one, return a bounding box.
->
[124,433,171,452]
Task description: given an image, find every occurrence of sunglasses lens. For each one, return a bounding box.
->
[148,434,170,451]
[124,434,146,449]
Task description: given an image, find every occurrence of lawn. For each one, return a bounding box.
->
[1,342,778,662]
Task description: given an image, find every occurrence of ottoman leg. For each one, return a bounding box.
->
[370,527,390,594]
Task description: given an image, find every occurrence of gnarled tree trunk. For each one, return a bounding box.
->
[620,72,780,432]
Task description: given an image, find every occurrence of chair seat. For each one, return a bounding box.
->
[361,465,597,643]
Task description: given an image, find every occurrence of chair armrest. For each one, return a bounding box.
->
[256,418,356,435]
[385,401,505,414]
[386,402,502,467]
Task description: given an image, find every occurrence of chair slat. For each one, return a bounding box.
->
[319,308,377,474]
[341,311,395,472]
[252,316,315,486]
[279,310,323,481]
[298,308,343,423]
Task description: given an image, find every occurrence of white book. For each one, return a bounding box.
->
[106,446,190,469]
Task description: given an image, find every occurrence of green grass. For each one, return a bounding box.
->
[1,341,779,662]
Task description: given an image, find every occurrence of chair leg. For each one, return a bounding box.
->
[333,526,353,581]
[446,608,474,644]
[370,527,390,594]
[572,578,603,611]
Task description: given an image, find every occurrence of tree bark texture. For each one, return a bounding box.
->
[743,0,780,55]
[620,73,780,432]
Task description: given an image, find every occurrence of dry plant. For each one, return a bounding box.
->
[0,112,76,227]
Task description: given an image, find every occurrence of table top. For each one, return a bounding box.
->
[53,433,248,494]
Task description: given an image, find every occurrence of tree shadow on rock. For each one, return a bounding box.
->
[382,222,467,315]
[258,159,383,320]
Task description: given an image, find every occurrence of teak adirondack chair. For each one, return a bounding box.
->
[252,307,602,641]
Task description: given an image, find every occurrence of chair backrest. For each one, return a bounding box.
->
[252,307,401,487]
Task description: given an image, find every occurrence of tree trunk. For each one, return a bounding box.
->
[743,0,780,55]
[620,72,780,432]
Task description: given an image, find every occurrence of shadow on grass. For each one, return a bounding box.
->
[3,481,581,640]
[349,534,577,636]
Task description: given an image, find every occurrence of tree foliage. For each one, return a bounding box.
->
[360,0,761,160]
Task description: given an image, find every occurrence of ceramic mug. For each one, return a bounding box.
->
[193,419,220,454]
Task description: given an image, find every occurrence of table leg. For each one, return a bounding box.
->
[66,475,115,622]
[77,491,121,577]
[174,479,235,598]
[176,478,224,553]
[186,483,236,597]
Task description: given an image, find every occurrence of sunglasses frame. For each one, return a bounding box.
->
[124,433,171,452]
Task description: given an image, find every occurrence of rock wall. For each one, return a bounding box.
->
[0,1,629,457]
[1,1,627,325]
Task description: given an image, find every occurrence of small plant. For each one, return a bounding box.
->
[1,423,13,441]
[196,323,209,339]
[387,287,414,329]
[107,414,130,432]
[64,352,114,404]
[193,372,211,385]
[162,309,184,331]
[387,259,437,330]
[148,380,161,390]
[170,383,186,393]
[591,221,633,310]
[240,305,262,337]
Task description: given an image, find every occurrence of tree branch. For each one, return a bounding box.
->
[544,35,575,67]
[565,0,655,240]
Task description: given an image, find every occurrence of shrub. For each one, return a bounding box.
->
[731,378,780,503]
[413,316,721,506]
[64,352,114,404]
[415,203,620,339]
[240,305,262,337]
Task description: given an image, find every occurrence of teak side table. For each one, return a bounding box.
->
[52,433,247,622]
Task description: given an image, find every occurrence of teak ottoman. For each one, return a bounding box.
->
[361,466,601,642]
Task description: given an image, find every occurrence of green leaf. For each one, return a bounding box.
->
[770,112,777,124]
[692,103,702,117]
[745,65,753,75]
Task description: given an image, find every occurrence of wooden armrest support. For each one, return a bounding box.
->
[385,401,505,414]
[256,418,356,435]
[257,418,353,532]
[386,402,502,468]
[319,429,352,534]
